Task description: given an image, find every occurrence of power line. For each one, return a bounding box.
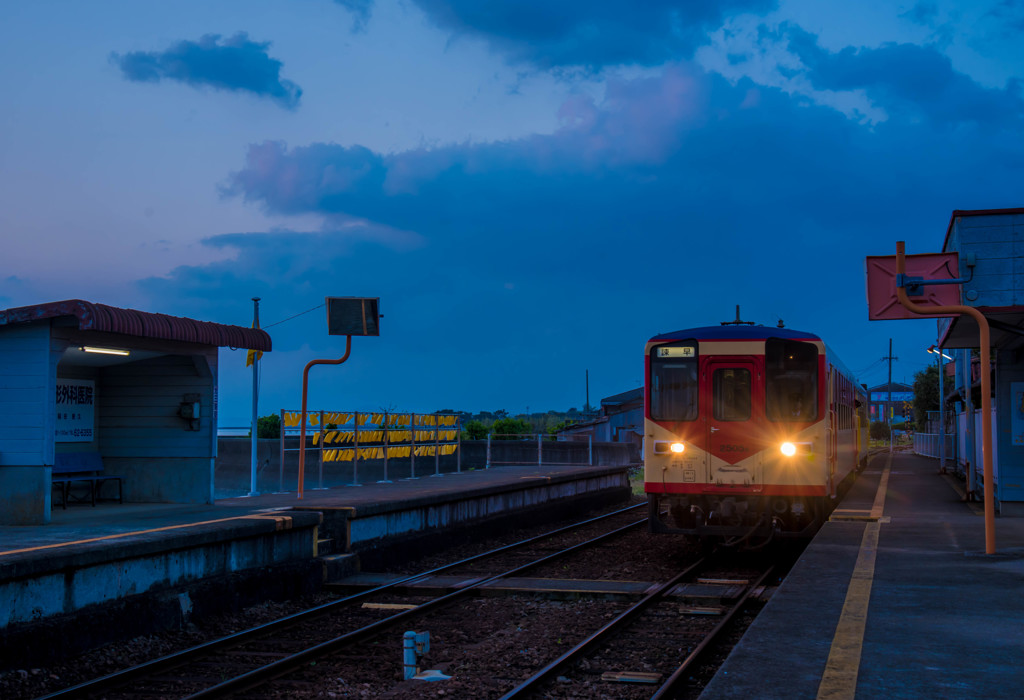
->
[264,303,325,329]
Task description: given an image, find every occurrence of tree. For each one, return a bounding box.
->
[462,420,489,440]
[252,413,281,439]
[870,421,889,441]
[912,364,940,428]
[490,417,532,439]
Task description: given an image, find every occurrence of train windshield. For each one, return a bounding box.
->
[765,338,819,421]
[713,368,752,421]
[650,342,698,421]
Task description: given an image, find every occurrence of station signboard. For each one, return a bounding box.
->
[56,378,95,442]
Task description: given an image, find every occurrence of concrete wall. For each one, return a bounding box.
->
[0,511,322,666]
[100,353,217,504]
[0,322,57,524]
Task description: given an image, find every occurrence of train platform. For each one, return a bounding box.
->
[0,462,631,665]
[701,450,1024,700]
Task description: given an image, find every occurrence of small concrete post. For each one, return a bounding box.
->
[278,408,285,492]
[352,412,361,487]
[381,411,390,483]
[432,415,442,477]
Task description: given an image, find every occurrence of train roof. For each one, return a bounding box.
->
[649,326,821,342]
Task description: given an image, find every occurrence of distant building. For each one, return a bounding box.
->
[558,387,643,451]
[869,382,914,424]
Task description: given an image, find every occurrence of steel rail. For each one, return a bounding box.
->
[498,557,709,699]
[39,502,646,700]
[185,515,648,698]
[650,564,775,699]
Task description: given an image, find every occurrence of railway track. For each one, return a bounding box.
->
[500,555,774,699]
[38,503,650,699]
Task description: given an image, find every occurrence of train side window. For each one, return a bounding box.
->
[650,343,698,421]
[713,368,751,421]
[765,338,819,422]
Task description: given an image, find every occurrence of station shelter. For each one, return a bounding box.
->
[0,299,270,525]
[937,208,1024,514]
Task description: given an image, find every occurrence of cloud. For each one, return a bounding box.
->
[199,51,1023,416]
[111,32,302,110]
[784,25,1024,129]
[222,59,1023,283]
[901,2,939,26]
[223,65,709,223]
[408,0,776,69]
[334,0,374,31]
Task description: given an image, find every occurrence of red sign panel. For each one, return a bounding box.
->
[866,252,961,320]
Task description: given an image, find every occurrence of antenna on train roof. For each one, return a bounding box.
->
[720,305,755,326]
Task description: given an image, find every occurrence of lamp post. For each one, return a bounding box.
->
[928,345,952,473]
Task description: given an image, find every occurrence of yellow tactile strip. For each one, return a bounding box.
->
[816,452,891,700]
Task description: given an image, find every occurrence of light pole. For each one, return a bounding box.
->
[928,345,952,473]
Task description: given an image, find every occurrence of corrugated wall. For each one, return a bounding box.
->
[0,323,58,523]
[99,352,216,503]
[0,323,55,466]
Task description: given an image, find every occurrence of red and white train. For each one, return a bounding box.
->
[644,323,868,543]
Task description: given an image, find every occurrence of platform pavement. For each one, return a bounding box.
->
[700,450,1024,700]
[0,462,628,556]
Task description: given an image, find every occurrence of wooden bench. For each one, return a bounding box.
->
[52,452,123,509]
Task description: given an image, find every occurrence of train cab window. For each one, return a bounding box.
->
[765,339,819,422]
[713,368,751,421]
[650,343,698,421]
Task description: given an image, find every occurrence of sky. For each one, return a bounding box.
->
[1,0,1022,426]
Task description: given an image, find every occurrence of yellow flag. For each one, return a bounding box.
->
[246,319,263,367]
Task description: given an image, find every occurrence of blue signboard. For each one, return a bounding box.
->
[871,391,913,403]
[1013,382,1024,446]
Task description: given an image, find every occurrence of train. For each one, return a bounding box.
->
[644,321,868,545]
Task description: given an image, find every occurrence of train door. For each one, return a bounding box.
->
[704,358,762,488]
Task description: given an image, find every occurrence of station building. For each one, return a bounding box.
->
[867,382,914,425]
[0,299,270,525]
[927,208,1024,514]
[557,387,643,453]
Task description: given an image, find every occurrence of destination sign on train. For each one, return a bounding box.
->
[657,347,695,358]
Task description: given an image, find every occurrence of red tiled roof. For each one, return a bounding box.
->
[0,299,271,351]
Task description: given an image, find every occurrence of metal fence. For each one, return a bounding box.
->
[279,410,461,490]
[912,432,955,460]
[484,433,593,467]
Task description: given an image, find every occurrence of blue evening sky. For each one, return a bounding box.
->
[1,1,1021,425]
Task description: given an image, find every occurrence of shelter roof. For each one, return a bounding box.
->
[868,382,913,393]
[0,299,271,351]
[601,387,642,407]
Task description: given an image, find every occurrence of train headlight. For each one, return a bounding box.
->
[670,442,685,454]
[780,442,797,457]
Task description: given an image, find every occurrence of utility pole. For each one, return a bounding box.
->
[249,297,261,496]
[884,338,898,453]
[585,369,590,414]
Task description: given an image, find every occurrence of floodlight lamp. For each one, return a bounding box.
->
[81,346,130,356]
